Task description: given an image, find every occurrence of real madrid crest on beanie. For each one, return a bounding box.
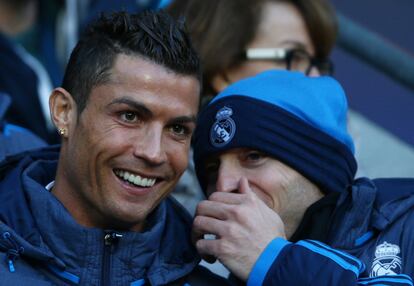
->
[210,107,236,147]
[193,70,357,194]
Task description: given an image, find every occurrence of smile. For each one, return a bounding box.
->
[114,169,157,188]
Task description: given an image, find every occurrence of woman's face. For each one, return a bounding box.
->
[212,1,318,91]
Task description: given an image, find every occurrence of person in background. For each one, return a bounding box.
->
[167,0,335,99]
[0,92,46,161]
[192,70,414,285]
[0,10,229,285]
[0,0,57,143]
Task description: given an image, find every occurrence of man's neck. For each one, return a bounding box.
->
[289,192,340,242]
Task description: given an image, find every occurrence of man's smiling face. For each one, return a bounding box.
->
[57,54,200,231]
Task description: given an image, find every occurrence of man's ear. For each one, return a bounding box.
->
[49,87,77,138]
[211,72,231,93]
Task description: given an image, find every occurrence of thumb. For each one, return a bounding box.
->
[238,177,253,195]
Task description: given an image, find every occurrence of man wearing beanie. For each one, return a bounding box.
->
[192,70,414,285]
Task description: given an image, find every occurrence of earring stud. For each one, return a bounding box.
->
[58,128,66,136]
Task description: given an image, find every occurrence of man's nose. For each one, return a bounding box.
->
[133,126,166,165]
[215,161,241,193]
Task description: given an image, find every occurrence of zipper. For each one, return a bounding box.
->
[102,231,122,286]
[2,231,24,273]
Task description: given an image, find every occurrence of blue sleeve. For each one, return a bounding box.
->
[247,237,290,286]
[247,238,413,286]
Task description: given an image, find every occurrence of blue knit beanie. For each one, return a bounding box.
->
[193,70,357,194]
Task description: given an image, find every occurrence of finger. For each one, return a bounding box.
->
[195,237,221,263]
[192,215,227,245]
[196,236,218,263]
[238,177,262,203]
[193,215,227,236]
[196,200,235,220]
[192,217,208,245]
[208,191,246,204]
[191,221,204,245]
[238,177,253,195]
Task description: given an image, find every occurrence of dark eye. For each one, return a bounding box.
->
[245,151,264,161]
[240,150,267,168]
[120,111,138,123]
[170,124,189,136]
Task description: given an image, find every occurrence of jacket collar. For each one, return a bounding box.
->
[328,177,414,249]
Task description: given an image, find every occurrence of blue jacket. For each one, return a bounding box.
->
[0,92,46,161]
[0,32,58,143]
[0,147,228,286]
[247,178,414,286]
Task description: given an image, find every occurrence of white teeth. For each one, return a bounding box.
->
[133,176,141,185]
[127,175,135,184]
[142,178,148,186]
[115,169,156,188]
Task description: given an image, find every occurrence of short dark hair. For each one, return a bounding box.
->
[167,0,337,96]
[62,10,201,113]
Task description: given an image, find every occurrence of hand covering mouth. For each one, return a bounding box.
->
[114,169,157,187]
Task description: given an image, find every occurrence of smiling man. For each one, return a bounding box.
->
[0,10,228,285]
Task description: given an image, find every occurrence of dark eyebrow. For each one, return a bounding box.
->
[169,115,197,126]
[108,96,196,124]
[108,97,153,118]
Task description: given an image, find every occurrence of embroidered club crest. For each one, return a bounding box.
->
[210,106,236,147]
[370,241,402,277]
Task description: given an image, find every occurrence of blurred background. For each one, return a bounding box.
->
[331,0,414,177]
[1,0,413,177]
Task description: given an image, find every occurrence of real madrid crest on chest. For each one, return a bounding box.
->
[370,241,402,277]
[210,106,236,147]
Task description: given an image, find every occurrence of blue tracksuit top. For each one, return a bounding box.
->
[247,177,414,286]
[0,147,229,286]
[0,92,46,161]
